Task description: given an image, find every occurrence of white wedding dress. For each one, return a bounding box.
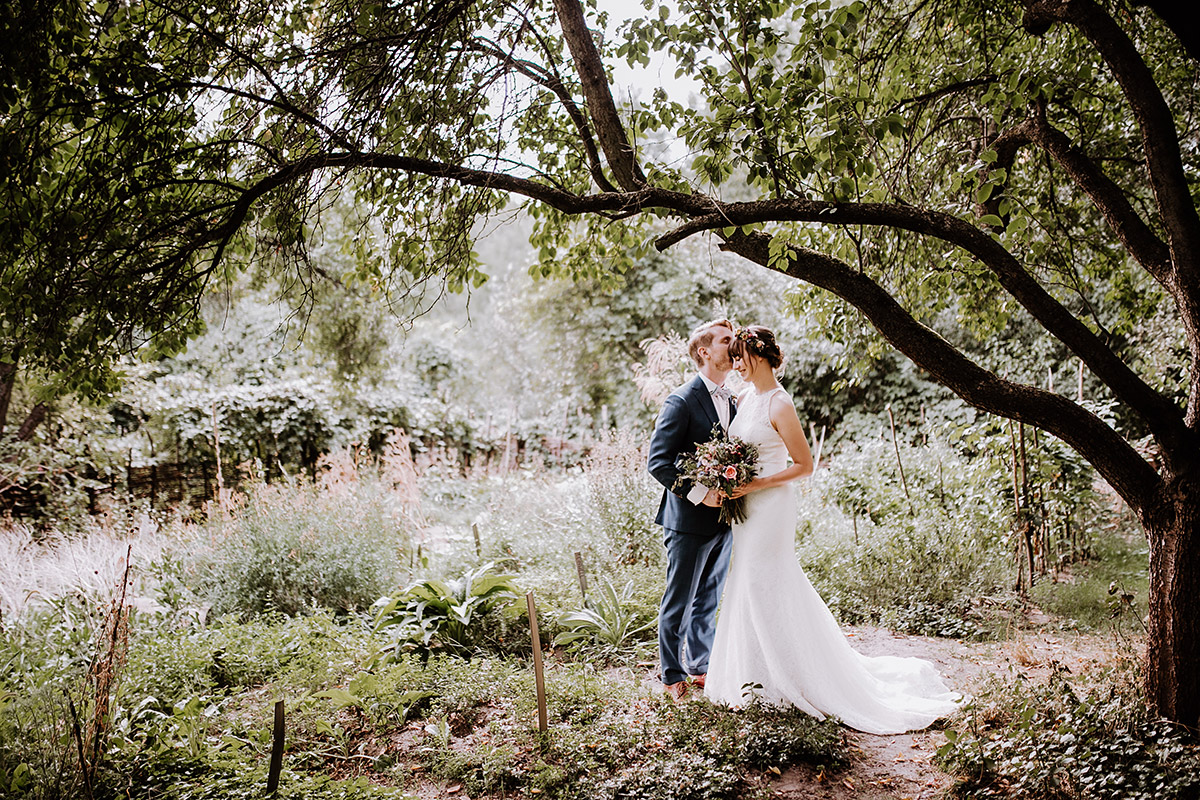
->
[704,386,963,734]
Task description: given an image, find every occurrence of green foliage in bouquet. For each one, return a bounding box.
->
[673,425,759,525]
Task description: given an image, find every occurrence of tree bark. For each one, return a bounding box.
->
[1143,473,1200,726]
[0,358,15,437]
[16,402,47,441]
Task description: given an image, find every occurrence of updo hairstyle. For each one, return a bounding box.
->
[729,325,784,370]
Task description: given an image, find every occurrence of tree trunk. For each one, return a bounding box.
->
[16,402,47,441]
[1144,473,1200,726]
[0,358,15,437]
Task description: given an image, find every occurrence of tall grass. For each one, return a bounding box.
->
[182,438,419,618]
[0,512,164,619]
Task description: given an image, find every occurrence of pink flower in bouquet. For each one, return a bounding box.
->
[723,465,737,479]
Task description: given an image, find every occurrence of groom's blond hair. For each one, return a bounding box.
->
[687,318,734,368]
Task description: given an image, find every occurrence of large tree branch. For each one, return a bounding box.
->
[721,229,1163,508]
[1021,0,1200,298]
[1132,0,1200,63]
[551,0,645,191]
[470,39,618,193]
[655,197,1191,460]
[1021,107,1174,288]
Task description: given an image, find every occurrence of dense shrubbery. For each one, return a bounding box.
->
[799,434,1012,637]
[184,483,411,617]
[938,658,1200,799]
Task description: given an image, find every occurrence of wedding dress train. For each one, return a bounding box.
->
[704,387,963,734]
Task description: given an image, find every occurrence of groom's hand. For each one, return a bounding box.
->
[700,488,722,507]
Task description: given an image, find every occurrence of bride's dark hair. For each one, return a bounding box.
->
[730,325,784,369]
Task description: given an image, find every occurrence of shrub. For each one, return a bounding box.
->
[369,562,522,663]
[184,478,412,617]
[585,430,663,568]
[798,436,1011,635]
[937,661,1200,799]
[553,578,657,660]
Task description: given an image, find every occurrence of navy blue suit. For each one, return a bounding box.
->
[648,375,736,685]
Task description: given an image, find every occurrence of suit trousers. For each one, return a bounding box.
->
[658,526,732,685]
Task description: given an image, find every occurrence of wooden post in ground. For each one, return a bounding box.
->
[574,552,588,604]
[267,699,285,794]
[526,592,548,733]
[885,405,912,514]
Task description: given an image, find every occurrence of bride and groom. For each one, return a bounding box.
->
[647,318,962,734]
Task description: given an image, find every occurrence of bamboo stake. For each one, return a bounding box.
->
[212,402,226,516]
[574,552,588,604]
[526,593,548,733]
[885,405,912,513]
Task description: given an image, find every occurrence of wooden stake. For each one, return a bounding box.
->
[473,522,482,558]
[212,402,226,516]
[809,424,826,472]
[526,592,548,733]
[574,552,588,603]
[267,699,285,795]
[886,405,912,513]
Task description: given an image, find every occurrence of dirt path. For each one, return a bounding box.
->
[758,624,1124,799]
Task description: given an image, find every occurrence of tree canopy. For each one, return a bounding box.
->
[4,0,1200,721]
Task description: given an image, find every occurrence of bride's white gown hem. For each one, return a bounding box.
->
[703,386,963,735]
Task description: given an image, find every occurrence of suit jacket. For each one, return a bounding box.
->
[648,375,737,535]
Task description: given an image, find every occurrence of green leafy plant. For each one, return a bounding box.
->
[185,480,412,617]
[553,578,656,654]
[937,664,1200,799]
[369,562,521,663]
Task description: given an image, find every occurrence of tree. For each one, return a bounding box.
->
[3,0,1199,722]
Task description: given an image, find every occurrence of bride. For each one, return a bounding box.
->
[703,325,963,734]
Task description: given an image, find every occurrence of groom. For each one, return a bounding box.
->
[647,318,736,701]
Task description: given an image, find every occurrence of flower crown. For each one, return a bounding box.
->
[735,327,767,355]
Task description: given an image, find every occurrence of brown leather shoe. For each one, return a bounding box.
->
[689,673,706,690]
[664,681,690,702]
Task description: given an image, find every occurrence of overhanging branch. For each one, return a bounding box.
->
[721,229,1163,508]
[654,196,1189,457]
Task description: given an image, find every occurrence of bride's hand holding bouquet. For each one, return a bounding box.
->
[673,424,759,525]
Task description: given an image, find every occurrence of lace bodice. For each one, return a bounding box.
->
[729,386,790,475]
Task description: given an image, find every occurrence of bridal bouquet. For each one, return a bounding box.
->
[673,424,759,525]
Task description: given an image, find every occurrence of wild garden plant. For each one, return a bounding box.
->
[584,428,663,568]
[937,659,1200,799]
[184,458,415,617]
[369,561,522,663]
[799,433,1013,636]
[553,577,657,660]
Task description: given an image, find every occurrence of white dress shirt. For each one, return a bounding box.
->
[687,373,731,506]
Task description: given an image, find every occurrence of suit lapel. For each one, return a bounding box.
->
[690,376,720,431]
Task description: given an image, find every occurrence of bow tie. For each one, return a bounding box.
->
[713,385,733,402]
